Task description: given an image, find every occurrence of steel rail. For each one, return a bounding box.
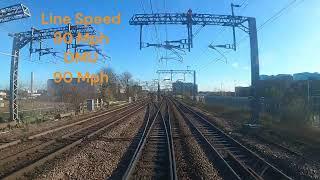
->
[169,98,241,179]
[0,103,146,169]
[122,102,161,179]
[1,103,147,179]
[122,102,162,179]
[164,100,178,180]
[0,99,146,150]
[0,102,145,165]
[174,99,292,180]
[122,100,177,180]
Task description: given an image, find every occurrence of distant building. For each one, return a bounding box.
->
[259,75,269,80]
[172,81,198,97]
[36,89,47,95]
[0,91,5,108]
[47,79,97,97]
[119,88,126,94]
[235,86,251,97]
[196,95,205,103]
[293,72,320,80]
[260,74,293,81]
[198,92,210,96]
[0,91,6,98]
[130,85,143,94]
[261,72,320,81]
[208,91,235,97]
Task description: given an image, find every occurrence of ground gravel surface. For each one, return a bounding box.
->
[190,105,320,180]
[29,108,146,180]
[172,105,222,180]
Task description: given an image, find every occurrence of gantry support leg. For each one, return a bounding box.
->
[193,70,196,101]
[140,25,143,50]
[187,24,193,52]
[248,17,260,125]
[9,37,20,122]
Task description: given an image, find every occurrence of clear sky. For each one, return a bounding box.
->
[0,0,319,91]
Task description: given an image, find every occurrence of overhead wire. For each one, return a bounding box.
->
[191,0,249,70]
[0,51,16,57]
[149,0,160,44]
[139,0,162,77]
[164,0,168,65]
[209,0,249,45]
[198,0,305,72]
[140,0,161,63]
[257,0,305,31]
[239,0,248,7]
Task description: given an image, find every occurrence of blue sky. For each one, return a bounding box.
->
[0,0,319,91]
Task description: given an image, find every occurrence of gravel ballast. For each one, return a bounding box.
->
[29,109,146,180]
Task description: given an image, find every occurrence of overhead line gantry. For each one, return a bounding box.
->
[0,3,30,123]
[9,24,96,123]
[0,4,30,24]
[129,8,260,124]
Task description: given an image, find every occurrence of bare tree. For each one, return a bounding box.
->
[97,69,142,102]
[120,71,132,99]
[99,67,120,103]
[57,82,97,113]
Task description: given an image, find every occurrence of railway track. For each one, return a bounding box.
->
[172,98,292,180]
[0,99,146,148]
[122,101,177,180]
[0,101,147,164]
[255,133,303,157]
[0,99,146,151]
[0,101,147,179]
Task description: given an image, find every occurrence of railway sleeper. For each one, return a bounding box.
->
[176,99,292,180]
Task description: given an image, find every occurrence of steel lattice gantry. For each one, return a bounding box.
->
[129,11,250,51]
[9,25,96,122]
[0,4,31,24]
[129,13,248,27]
[130,10,260,124]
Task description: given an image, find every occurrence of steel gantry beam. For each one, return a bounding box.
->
[9,24,96,122]
[0,4,31,24]
[129,13,248,26]
[129,10,249,51]
[130,9,260,124]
